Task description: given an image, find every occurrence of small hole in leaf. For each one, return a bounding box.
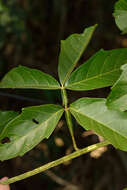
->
[1,137,11,144]
[32,119,39,124]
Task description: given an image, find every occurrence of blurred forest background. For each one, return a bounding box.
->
[0,0,127,189]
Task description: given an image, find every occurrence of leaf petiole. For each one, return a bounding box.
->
[61,88,78,150]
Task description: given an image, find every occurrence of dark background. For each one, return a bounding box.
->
[0,0,127,189]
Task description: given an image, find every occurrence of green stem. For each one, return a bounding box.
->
[61,88,78,150]
[0,141,110,185]
[61,87,68,108]
[65,109,78,151]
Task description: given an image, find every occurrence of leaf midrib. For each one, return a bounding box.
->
[66,67,121,87]
[0,84,61,89]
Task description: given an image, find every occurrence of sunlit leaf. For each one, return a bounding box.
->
[58,24,97,85]
[0,66,60,90]
[65,48,127,91]
[70,98,127,151]
[0,104,64,161]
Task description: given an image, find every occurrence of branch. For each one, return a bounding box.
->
[0,140,110,185]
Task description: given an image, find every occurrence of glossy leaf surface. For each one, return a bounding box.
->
[0,104,64,161]
[113,0,127,34]
[107,64,127,111]
[0,111,18,134]
[70,98,127,151]
[65,49,127,91]
[58,24,97,85]
[0,66,60,90]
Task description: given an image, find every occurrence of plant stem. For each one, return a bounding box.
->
[61,88,78,150]
[65,109,79,151]
[0,140,110,185]
[61,87,68,109]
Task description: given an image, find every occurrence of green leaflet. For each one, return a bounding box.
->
[0,104,64,161]
[0,65,60,90]
[58,24,97,85]
[65,48,127,91]
[0,111,19,134]
[113,0,127,34]
[70,98,127,151]
[107,64,127,111]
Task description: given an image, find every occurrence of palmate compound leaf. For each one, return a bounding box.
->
[0,111,19,134]
[107,64,127,111]
[0,104,64,161]
[70,98,127,151]
[58,24,97,85]
[113,0,127,34]
[0,65,60,90]
[65,48,127,91]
